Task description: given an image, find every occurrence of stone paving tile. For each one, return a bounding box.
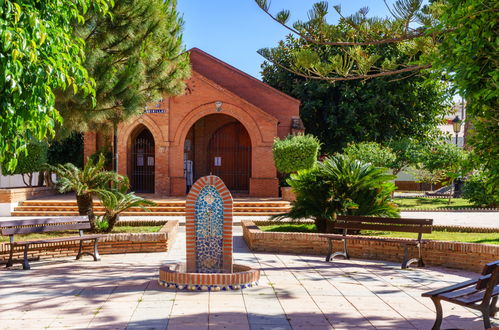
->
[0,225,497,329]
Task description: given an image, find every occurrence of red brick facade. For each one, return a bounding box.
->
[83,48,301,197]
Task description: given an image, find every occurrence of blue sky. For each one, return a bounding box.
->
[177,0,426,79]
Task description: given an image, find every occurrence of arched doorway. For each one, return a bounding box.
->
[131,127,155,193]
[184,114,252,193]
[208,122,251,191]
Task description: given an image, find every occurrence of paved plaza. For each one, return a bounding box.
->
[0,227,496,329]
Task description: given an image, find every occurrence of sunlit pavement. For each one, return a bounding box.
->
[0,226,496,329]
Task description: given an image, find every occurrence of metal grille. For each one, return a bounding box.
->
[131,129,155,193]
[208,122,251,191]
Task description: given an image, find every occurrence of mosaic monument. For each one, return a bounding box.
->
[159,175,260,291]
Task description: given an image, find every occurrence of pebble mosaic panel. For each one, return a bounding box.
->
[195,185,224,273]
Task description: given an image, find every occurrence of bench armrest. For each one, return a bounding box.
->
[422,278,478,297]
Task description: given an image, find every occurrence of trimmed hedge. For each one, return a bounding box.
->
[1,141,48,175]
[272,134,320,174]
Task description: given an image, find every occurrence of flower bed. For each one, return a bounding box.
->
[242,220,499,273]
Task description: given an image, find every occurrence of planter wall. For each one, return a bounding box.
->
[0,186,56,216]
[0,221,178,265]
[280,187,296,201]
[242,220,499,273]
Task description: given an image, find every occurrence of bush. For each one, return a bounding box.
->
[273,154,399,233]
[463,172,498,207]
[342,142,396,169]
[272,134,320,174]
[1,141,48,186]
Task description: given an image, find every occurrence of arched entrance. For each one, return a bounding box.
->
[184,114,251,193]
[130,127,155,193]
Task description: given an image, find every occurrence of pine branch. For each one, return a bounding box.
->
[267,59,431,82]
[255,0,431,46]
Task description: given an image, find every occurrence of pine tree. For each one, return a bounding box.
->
[56,0,190,170]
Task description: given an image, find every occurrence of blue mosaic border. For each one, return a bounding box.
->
[158,280,259,291]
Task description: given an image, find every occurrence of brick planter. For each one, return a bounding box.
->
[242,221,499,273]
[0,221,178,264]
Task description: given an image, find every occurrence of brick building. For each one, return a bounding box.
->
[83,48,301,197]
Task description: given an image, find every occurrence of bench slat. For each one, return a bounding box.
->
[337,216,433,225]
[458,286,499,304]
[333,223,432,233]
[0,217,88,227]
[12,234,104,245]
[422,278,478,297]
[2,223,91,235]
[319,234,419,244]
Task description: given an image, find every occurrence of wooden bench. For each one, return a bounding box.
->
[318,215,433,269]
[1,217,102,270]
[422,260,499,329]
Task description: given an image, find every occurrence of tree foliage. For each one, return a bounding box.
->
[47,133,84,167]
[48,154,126,230]
[1,141,48,187]
[0,0,110,171]
[430,0,499,195]
[56,0,190,170]
[463,171,498,207]
[272,134,321,174]
[255,0,437,81]
[256,0,498,195]
[261,36,450,153]
[273,155,398,233]
[342,142,396,170]
[95,187,156,232]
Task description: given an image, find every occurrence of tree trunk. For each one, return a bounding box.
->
[105,214,119,233]
[21,174,29,187]
[76,193,96,230]
[314,216,335,233]
[113,122,118,172]
[37,171,44,187]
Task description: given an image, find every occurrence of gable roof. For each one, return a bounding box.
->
[188,48,300,120]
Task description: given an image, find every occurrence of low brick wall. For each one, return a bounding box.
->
[0,221,178,264]
[0,186,56,203]
[242,221,499,273]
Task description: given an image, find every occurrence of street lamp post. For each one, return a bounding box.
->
[451,116,462,146]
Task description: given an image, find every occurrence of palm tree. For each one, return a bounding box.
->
[48,154,127,230]
[95,188,156,232]
[273,155,399,233]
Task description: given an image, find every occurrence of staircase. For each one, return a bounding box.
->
[11,199,292,217]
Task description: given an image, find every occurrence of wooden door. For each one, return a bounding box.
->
[208,122,251,191]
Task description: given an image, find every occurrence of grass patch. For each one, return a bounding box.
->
[260,224,317,233]
[259,224,499,244]
[393,197,475,210]
[0,225,163,243]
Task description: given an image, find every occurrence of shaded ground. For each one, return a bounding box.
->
[0,227,496,329]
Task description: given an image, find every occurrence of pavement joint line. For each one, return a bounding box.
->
[277,253,335,329]
[301,255,375,329]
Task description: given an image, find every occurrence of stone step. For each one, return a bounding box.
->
[10,210,284,216]
[18,200,290,207]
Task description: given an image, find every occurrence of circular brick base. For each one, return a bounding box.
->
[158,263,260,291]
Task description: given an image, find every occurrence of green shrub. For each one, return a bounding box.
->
[463,172,498,207]
[273,154,399,233]
[342,142,396,169]
[1,141,48,186]
[272,134,320,174]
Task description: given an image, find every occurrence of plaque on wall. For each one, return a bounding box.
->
[137,156,144,166]
[147,156,154,166]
